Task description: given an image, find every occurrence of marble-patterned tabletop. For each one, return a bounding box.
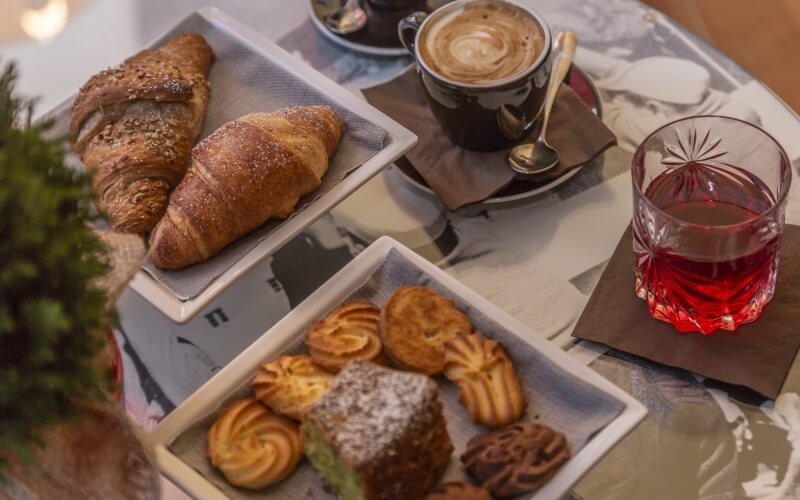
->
[5,1,800,498]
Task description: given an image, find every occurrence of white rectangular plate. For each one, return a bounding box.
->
[50,7,417,324]
[149,236,647,500]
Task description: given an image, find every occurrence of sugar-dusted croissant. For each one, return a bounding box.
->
[148,106,343,270]
[70,33,214,234]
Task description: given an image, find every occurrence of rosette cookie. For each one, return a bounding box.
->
[443,331,526,428]
[461,422,570,497]
[207,399,302,489]
[306,302,386,373]
[251,355,333,420]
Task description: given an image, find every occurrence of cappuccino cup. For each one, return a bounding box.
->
[399,0,552,151]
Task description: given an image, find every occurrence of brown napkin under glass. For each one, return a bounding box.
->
[362,67,617,209]
[572,225,800,399]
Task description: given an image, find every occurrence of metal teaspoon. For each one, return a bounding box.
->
[508,31,578,176]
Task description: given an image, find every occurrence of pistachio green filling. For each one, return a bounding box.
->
[303,422,364,500]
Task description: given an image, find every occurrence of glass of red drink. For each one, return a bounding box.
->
[632,116,791,334]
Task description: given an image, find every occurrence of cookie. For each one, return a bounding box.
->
[461,423,570,498]
[251,355,334,420]
[425,481,493,500]
[443,331,526,428]
[207,399,302,489]
[380,286,472,375]
[306,302,386,373]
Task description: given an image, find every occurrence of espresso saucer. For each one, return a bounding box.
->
[394,65,604,206]
[309,0,439,56]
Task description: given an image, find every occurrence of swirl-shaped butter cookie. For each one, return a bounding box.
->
[251,355,333,420]
[306,302,385,373]
[207,399,302,489]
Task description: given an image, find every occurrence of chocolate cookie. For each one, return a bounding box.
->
[425,481,493,500]
[461,423,570,498]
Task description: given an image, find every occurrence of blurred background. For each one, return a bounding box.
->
[644,0,800,112]
[0,0,797,113]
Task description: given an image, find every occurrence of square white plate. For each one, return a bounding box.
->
[149,236,647,500]
[47,7,417,324]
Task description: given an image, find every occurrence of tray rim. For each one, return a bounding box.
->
[49,6,418,324]
[148,236,647,500]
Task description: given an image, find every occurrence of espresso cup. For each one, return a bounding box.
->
[399,0,552,151]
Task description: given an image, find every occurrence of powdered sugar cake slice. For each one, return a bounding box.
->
[308,360,439,464]
[303,360,453,499]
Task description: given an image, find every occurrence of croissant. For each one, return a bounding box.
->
[70,33,214,234]
[148,105,343,270]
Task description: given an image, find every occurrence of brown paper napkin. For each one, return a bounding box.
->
[362,66,617,209]
[572,225,800,399]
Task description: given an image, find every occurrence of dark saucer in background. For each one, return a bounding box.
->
[309,0,444,55]
[394,65,605,206]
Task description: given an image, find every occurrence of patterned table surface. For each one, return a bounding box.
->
[5,1,800,498]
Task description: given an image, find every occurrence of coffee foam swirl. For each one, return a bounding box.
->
[420,1,544,85]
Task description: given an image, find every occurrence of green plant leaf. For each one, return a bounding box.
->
[0,61,111,481]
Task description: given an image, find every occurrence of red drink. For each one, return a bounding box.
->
[632,117,790,334]
[635,164,779,332]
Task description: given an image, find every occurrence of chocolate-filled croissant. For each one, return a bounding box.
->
[148,106,343,269]
[70,33,214,234]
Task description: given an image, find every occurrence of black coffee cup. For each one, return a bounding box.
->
[398,0,552,151]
